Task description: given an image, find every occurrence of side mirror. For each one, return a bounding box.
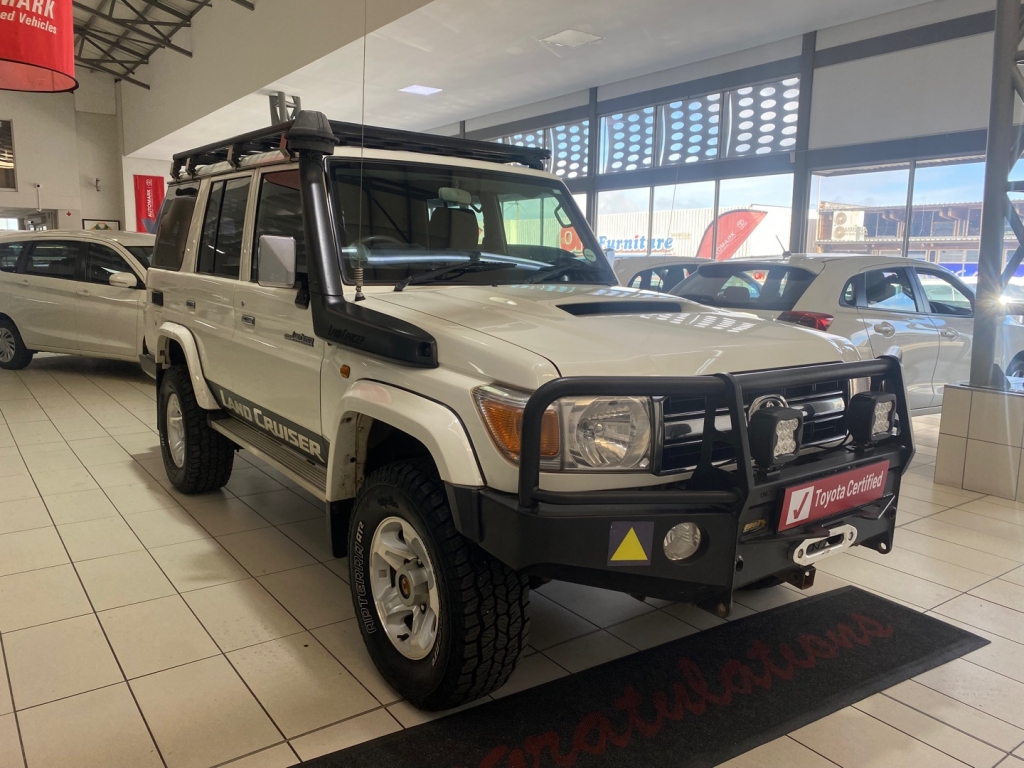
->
[108,271,139,289]
[258,235,297,288]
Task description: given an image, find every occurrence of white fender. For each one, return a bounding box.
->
[328,380,484,499]
[153,322,219,410]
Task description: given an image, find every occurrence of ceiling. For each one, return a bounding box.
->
[132,0,936,159]
[73,0,253,89]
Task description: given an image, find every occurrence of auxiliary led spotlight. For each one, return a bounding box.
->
[747,407,804,469]
[664,523,702,561]
[847,392,897,445]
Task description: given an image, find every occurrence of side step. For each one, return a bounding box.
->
[209,416,328,501]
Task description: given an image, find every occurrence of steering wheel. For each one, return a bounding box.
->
[358,234,405,247]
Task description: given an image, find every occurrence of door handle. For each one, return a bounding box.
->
[185,300,196,310]
[873,322,896,338]
[940,328,959,340]
[241,315,256,327]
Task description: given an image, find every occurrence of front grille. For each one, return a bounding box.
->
[658,379,849,474]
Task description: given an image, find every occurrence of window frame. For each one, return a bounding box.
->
[19,240,84,282]
[194,172,255,281]
[250,165,307,284]
[911,266,975,317]
[857,266,927,314]
[84,242,142,288]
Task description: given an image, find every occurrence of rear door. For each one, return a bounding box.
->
[228,168,325,458]
[856,266,939,410]
[912,267,975,405]
[15,239,83,352]
[76,242,146,359]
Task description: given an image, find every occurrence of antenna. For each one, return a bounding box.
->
[776,236,792,256]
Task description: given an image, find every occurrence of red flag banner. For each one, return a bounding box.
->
[134,175,166,234]
[0,0,76,93]
[695,209,768,261]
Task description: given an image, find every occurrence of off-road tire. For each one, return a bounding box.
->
[350,459,530,710]
[1008,353,1024,379]
[158,365,234,493]
[0,319,34,370]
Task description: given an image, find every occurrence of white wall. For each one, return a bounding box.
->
[809,32,993,149]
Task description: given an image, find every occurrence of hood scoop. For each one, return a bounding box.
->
[558,300,684,317]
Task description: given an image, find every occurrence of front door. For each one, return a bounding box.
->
[76,242,145,359]
[913,267,975,405]
[228,169,325,462]
[15,240,82,352]
[857,266,939,411]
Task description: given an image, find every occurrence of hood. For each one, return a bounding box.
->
[373,284,860,377]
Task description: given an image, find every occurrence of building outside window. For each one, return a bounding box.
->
[808,165,910,256]
[596,187,651,256]
[717,174,793,258]
[649,181,715,257]
[0,120,14,191]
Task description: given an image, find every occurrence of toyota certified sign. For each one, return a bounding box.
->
[778,461,889,532]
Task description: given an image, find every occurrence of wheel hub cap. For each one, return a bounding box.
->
[165,394,186,468]
[0,328,15,363]
[369,516,439,660]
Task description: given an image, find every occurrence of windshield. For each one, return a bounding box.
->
[328,160,612,286]
[126,245,153,268]
[670,263,815,311]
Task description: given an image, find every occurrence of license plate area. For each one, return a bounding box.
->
[792,524,858,566]
[778,460,889,532]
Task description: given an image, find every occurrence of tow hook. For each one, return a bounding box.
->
[785,566,817,590]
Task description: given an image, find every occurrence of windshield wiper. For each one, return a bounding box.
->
[394,262,517,292]
[524,263,603,284]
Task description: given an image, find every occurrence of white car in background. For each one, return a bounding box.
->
[0,230,154,369]
[666,253,1024,411]
[612,255,704,289]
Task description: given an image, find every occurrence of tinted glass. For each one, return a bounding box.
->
[916,270,973,316]
[152,190,197,271]
[0,241,23,272]
[253,171,306,281]
[85,244,130,285]
[670,263,814,310]
[25,242,79,279]
[864,269,918,312]
[126,246,152,268]
[198,177,250,279]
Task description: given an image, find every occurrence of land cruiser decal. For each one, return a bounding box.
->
[211,383,328,466]
[284,331,315,347]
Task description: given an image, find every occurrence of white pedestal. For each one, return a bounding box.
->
[934,383,1024,500]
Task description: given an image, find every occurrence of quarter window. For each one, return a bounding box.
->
[863,268,918,312]
[0,242,23,272]
[25,242,79,280]
[198,177,251,279]
[85,244,131,285]
[252,171,306,281]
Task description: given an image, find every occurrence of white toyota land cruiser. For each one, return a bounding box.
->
[143,112,914,710]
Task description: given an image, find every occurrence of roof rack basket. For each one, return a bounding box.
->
[170,114,551,180]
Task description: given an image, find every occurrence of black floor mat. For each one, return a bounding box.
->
[300,586,986,768]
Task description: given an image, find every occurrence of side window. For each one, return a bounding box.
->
[840,277,857,307]
[86,244,131,285]
[25,242,80,280]
[863,268,918,312]
[0,242,23,272]
[197,177,251,279]
[252,170,306,281]
[650,268,668,291]
[628,273,644,289]
[916,270,973,316]
[152,189,197,271]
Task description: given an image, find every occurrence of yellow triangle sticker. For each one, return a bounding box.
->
[611,527,648,562]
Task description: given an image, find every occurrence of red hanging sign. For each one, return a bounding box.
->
[134,175,166,234]
[0,0,76,93]
[695,209,768,261]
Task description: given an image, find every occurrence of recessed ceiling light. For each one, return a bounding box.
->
[540,29,603,48]
[399,84,443,96]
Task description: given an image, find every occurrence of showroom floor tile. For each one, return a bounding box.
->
[0,359,1023,767]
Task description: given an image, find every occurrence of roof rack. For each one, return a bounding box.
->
[170,114,551,180]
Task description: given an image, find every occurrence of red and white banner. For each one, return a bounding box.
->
[134,175,166,234]
[695,209,768,261]
[0,0,76,93]
[778,461,889,532]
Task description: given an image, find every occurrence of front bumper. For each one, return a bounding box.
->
[447,357,913,609]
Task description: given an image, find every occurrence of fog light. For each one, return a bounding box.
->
[848,392,897,445]
[664,523,702,561]
[747,407,804,469]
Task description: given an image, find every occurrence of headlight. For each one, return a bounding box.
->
[472,386,652,471]
[565,397,651,470]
